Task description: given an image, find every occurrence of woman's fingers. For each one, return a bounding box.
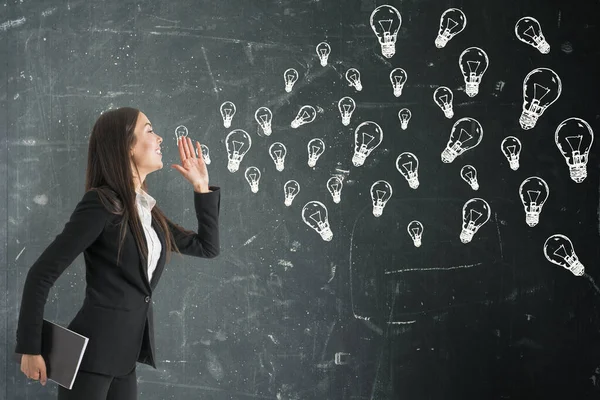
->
[177,137,186,162]
[178,136,196,161]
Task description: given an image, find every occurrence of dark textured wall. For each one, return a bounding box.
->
[2,0,599,399]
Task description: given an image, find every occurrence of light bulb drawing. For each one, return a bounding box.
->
[175,125,189,141]
[220,101,236,128]
[269,142,287,171]
[283,180,300,207]
[519,176,549,227]
[555,117,594,183]
[346,68,362,91]
[501,136,522,170]
[441,117,483,163]
[307,138,325,168]
[435,8,467,48]
[255,107,273,136]
[200,144,211,165]
[395,152,419,189]
[460,165,479,190]
[460,197,491,244]
[370,4,402,58]
[245,166,261,193]
[433,86,454,118]
[520,67,562,130]
[458,47,489,97]
[284,68,299,92]
[515,16,550,54]
[390,67,407,97]
[302,201,333,241]
[543,234,584,276]
[225,129,252,173]
[398,108,412,130]
[407,220,424,247]
[352,121,383,167]
[370,180,393,217]
[291,105,316,128]
[338,96,356,126]
[316,41,331,66]
[327,177,343,204]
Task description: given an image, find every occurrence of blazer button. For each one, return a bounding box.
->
[145,296,150,303]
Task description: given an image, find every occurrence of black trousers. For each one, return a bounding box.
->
[57,364,137,400]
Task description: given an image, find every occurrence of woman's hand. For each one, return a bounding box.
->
[171,136,210,192]
[21,354,47,385]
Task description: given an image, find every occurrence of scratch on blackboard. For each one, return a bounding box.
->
[277,259,293,270]
[385,262,483,274]
[243,235,258,246]
[290,241,301,252]
[348,205,372,321]
[326,264,336,283]
[244,43,255,65]
[319,321,336,362]
[41,7,57,17]
[15,246,26,261]
[201,46,219,96]
[373,52,393,68]
[584,274,600,296]
[0,17,26,31]
[387,320,416,325]
[494,212,504,261]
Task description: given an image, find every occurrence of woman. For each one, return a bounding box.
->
[15,107,221,399]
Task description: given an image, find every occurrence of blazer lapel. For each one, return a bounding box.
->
[149,218,166,290]
[135,229,152,294]
[134,218,167,293]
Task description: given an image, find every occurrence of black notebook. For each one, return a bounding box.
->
[14,319,89,390]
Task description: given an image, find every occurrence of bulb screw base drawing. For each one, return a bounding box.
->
[412,238,422,247]
[318,227,333,242]
[373,205,384,217]
[352,152,367,167]
[380,42,395,58]
[227,160,241,173]
[525,212,540,227]
[407,177,419,189]
[569,165,587,183]
[519,111,537,130]
[435,35,449,48]
[465,82,479,97]
[567,260,585,276]
[509,159,520,170]
[441,147,457,163]
[443,107,454,119]
[536,40,550,54]
[460,228,474,244]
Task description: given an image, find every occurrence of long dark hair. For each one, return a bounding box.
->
[85,107,190,266]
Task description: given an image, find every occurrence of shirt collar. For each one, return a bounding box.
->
[135,187,156,210]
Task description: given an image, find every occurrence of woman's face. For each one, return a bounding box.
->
[130,112,163,183]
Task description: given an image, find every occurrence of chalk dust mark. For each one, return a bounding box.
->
[385,262,483,274]
[348,204,374,321]
[584,274,600,295]
[201,46,219,97]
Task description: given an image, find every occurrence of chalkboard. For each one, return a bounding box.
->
[2,0,600,399]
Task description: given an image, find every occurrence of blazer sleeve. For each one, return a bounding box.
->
[166,186,221,258]
[14,189,110,355]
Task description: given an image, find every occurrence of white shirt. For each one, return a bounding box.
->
[135,187,162,283]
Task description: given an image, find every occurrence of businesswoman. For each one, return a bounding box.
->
[15,107,221,399]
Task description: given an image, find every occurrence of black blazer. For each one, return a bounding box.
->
[15,186,221,376]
